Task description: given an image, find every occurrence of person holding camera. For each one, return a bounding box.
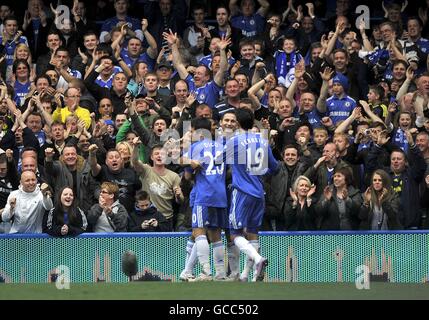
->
[127,190,169,232]
[116,96,169,163]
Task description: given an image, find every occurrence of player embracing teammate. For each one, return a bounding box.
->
[179,108,278,282]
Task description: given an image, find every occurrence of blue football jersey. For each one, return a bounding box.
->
[120,48,155,71]
[221,131,278,199]
[185,75,221,109]
[13,81,31,107]
[326,95,356,125]
[0,36,28,66]
[187,139,227,208]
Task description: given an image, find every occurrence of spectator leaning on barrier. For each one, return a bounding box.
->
[43,186,88,237]
[87,181,128,232]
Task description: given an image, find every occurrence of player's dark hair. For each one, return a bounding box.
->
[191,117,212,132]
[235,108,254,130]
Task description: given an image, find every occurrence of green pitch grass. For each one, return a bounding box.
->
[0,282,428,300]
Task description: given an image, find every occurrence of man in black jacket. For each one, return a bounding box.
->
[36,30,63,76]
[84,67,130,116]
[145,0,188,50]
[264,144,310,231]
[127,190,169,232]
[209,5,243,59]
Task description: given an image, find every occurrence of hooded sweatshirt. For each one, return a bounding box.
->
[2,185,53,233]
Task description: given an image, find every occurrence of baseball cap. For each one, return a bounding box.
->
[104,120,114,127]
[156,61,173,70]
[135,93,147,99]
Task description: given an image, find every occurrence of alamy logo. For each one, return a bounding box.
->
[55,265,70,290]
[355,5,370,30]
[355,265,370,290]
[53,5,71,30]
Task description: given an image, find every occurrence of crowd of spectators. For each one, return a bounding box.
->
[0,0,429,236]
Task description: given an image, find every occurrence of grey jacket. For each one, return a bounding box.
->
[87,200,128,232]
[359,192,402,230]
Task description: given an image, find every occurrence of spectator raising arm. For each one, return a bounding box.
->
[248,73,275,109]
[229,0,240,17]
[256,0,270,17]
[359,100,384,124]
[142,19,158,60]
[164,30,189,80]
[325,21,346,58]
[131,137,147,175]
[44,148,60,177]
[317,67,334,113]
[111,24,127,59]
[88,144,101,177]
[396,66,414,101]
[413,93,427,128]
[282,0,297,23]
[127,100,151,145]
[213,36,231,87]
[113,45,132,78]
[251,62,265,86]
[286,59,305,109]
[32,94,53,127]
[335,107,362,134]
[358,19,373,52]
[0,86,18,115]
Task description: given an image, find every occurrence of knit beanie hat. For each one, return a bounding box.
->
[332,73,349,91]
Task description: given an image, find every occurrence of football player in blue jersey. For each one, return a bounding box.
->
[180,111,239,281]
[220,108,279,281]
[181,117,228,281]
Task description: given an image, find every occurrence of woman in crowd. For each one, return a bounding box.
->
[284,175,317,231]
[11,59,33,108]
[359,169,402,230]
[116,141,133,168]
[316,167,362,230]
[43,186,88,237]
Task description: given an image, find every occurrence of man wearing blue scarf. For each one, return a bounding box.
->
[274,37,302,87]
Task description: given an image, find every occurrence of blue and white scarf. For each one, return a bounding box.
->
[393,128,409,152]
[274,50,302,87]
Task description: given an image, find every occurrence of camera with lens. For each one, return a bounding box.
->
[172,111,181,119]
